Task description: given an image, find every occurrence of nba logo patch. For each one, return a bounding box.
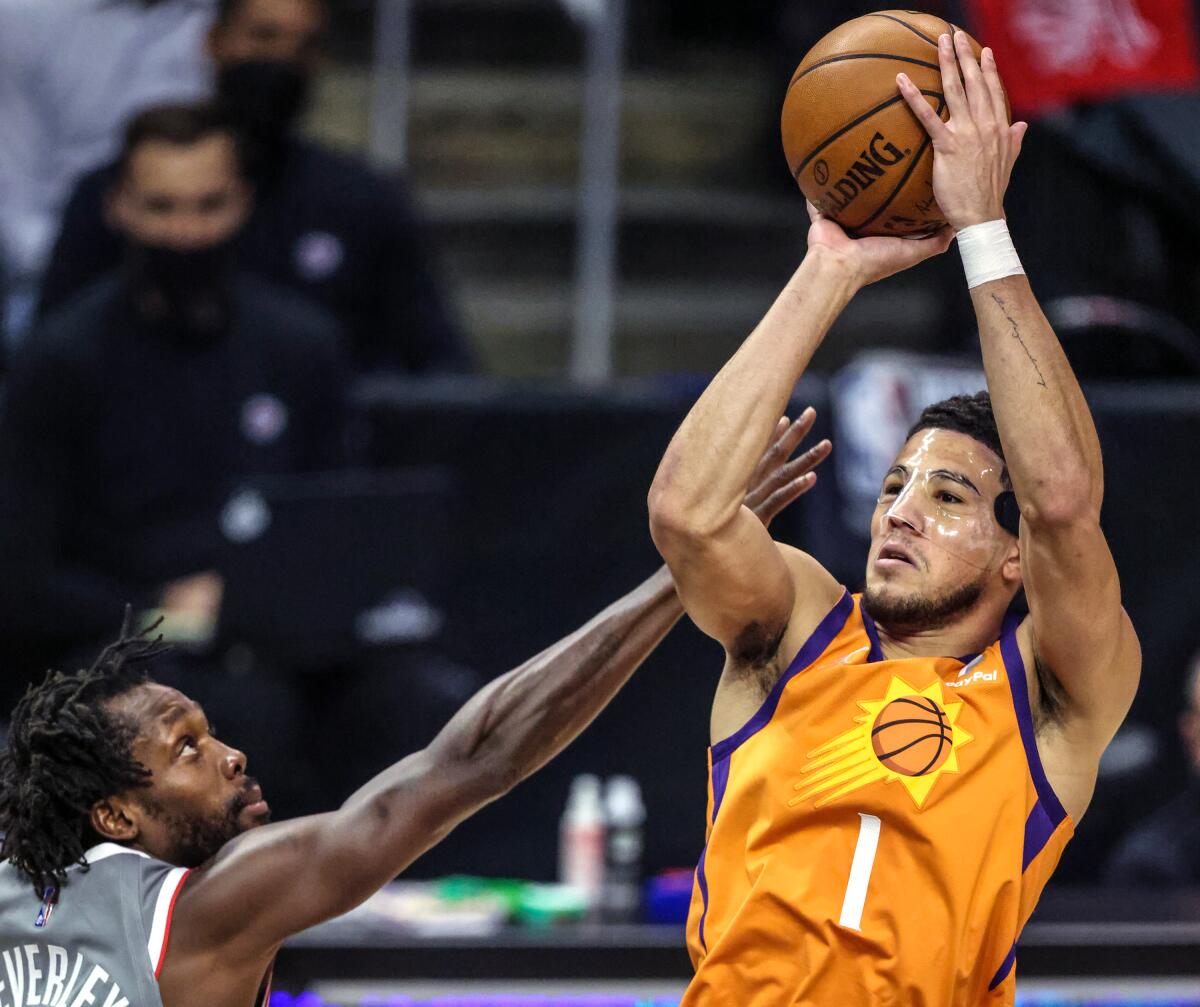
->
[240,394,289,446]
[294,231,344,282]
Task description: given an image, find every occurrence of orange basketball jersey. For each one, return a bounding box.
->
[684,592,1073,1006]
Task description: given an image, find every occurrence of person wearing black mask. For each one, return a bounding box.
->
[0,105,347,712]
[108,109,251,347]
[217,57,309,180]
[208,0,322,184]
[38,0,470,375]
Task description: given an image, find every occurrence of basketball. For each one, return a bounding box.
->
[781,10,984,237]
[871,695,953,776]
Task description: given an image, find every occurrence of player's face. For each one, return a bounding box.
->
[864,429,1015,628]
[106,684,270,868]
[108,136,252,252]
[209,0,327,70]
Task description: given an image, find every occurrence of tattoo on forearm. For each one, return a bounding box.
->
[990,292,1047,388]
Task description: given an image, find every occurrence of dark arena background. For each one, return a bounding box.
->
[1,1,1199,1005]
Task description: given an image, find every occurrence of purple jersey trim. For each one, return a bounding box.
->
[711,755,732,815]
[695,754,733,951]
[859,601,885,663]
[1022,799,1058,872]
[694,847,712,952]
[988,943,1017,990]
[696,592,852,952]
[1000,612,1068,832]
[709,590,855,763]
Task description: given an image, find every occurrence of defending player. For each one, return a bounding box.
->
[0,413,829,1007]
[648,34,1140,1006]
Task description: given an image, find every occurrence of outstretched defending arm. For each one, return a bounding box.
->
[899,34,1140,758]
[164,412,830,968]
[172,568,681,955]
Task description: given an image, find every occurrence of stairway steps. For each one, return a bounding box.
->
[305,50,943,379]
[459,281,941,377]
[312,65,776,188]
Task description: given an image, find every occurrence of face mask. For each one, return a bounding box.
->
[873,430,1014,572]
[126,239,235,346]
[216,59,311,140]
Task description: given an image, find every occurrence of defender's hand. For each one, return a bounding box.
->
[806,202,953,290]
[744,408,832,528]
[897,32,1027,230]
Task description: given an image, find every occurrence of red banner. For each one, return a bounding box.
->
[968,0,1200,114]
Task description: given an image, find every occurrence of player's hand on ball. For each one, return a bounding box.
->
[743,408,832,528]
[897,32,1028,230]
[806,201,953,289]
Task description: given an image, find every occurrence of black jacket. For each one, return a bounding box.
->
[0,273,348,676]
[38,139,469,375]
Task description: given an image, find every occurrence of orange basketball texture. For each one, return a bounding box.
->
[782,11,984,237]
[870,695,953,776]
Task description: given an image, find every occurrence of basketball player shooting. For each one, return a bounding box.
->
[0,414,828,1007]
[649,33,1141,1006]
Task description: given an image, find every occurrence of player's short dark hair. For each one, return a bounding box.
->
[0,613,169,897]
[906,391,1011,489]
[215,0,327,27]
[114,103,244,182]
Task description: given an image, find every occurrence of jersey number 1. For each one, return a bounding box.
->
[838,813,881,931]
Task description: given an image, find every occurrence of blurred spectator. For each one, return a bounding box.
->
[0,105,347,694]
[38,0,470,375]
[1105,652,1200,886]
[0,0,216,347]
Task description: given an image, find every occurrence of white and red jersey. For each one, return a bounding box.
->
[0,843,270,1007]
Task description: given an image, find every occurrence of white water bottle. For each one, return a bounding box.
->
[602,775,645,921]
[559,774,606,906]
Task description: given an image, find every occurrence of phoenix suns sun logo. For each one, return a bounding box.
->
[793,676,974,810]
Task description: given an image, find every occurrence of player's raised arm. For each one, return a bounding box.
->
[648,205,952,660]
[162,413,830,972]
[898,35,1140,757]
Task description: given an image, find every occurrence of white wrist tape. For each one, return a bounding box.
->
[956,220,1025,289]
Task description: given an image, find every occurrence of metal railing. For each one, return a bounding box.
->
[367,0,626,384]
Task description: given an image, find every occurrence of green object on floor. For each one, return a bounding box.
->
[514,883,589,927]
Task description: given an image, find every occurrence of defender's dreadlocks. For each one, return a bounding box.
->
[0,610,170,896]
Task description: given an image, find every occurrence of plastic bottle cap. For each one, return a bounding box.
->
[570,773,601,800]
[564,774,604,825]
[604,775,645,826]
